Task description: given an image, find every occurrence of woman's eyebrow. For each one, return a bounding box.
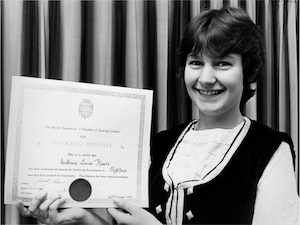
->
[187,53,201,58]
[217,54,235,60]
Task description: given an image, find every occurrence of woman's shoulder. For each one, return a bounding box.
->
[154,121,192,139]
[249,119,293,146]
[247,119,295,168]
[150,121,193,158]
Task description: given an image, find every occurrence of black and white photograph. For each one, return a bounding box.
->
[1,0,299,224]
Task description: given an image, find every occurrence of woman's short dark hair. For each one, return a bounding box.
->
[178,7,265,107]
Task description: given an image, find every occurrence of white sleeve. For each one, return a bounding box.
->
[252,142,299,225]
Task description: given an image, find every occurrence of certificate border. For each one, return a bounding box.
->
[12,82,148,204]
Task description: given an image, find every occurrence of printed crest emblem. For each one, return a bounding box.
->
[79,99,93,119]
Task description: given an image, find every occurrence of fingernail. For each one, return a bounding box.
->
[50,192,61,199]
[37,190,47,197]
[113,199,121,205]
[16,200,22,207]
[115,197,123,202]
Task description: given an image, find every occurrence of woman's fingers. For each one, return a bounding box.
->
[17,190,47,219]
[38,192,62,221]
[16,190,65,224]
[107,199,139,224]
[27,190,47,217]
[114,199,139,215]
[48,197,66,222]
[17,201,32,217]
[107,207,132,224]
[108,199,162,225]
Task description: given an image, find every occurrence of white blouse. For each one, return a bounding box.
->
[161,117,299,225]
[166,119,246,186]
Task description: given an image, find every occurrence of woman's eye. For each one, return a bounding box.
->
[188,61,203,68]
[216,61,231,68]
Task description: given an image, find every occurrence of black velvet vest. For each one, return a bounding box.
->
[148,120,295,225]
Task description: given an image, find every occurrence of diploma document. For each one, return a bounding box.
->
[5,76,153,207]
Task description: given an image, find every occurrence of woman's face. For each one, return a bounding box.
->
[184,53,244,119]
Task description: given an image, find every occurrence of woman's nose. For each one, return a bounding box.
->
[198,65,217,86]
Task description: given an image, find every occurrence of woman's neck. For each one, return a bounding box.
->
[195,112,244,130]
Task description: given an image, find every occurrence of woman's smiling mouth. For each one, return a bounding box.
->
[199,90,224,96]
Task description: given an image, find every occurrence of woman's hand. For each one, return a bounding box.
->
[17,190,107,225]
[107,199,162,225]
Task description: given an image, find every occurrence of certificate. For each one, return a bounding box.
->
[4,76,153,208]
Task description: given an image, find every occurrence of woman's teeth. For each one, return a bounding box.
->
[199,90,223,96]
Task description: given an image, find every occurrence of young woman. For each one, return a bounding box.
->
[17,7,299,225]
